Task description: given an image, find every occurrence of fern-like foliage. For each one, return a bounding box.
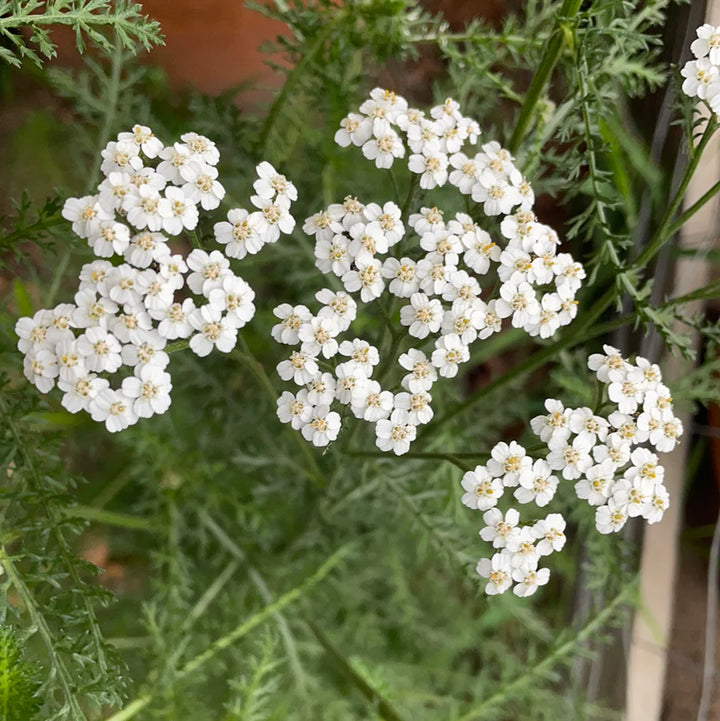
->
[0,625,42,721]
[0,380,127,719]
[0,0,163,68]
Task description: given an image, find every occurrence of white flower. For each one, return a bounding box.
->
[613,476,654,519]
[608,377,644,414]
[546,434,594,480]
[448,152,480,193]
[533,513,566,556]
[650,416,683,453]
[315,235,352,276]
[89,388,138,432]
[188,305,237,357]
[157,299,196,340]
[351,380,393,422]
[530,398,571,443]
[125,231,169,268]
[400,293,443,339]
[342,259,385,302]
[253,161,297,202]
[58,373,109,413]
[334,361,369,404]
[23,348,58,393]
[118,124,163,158]
[316,289,358,331]
[180,161,225,211]
[441,301,483,345]
[568,407,609,445]
[691,24,720,62]
[645,485,670,524]
[476,552,513,595]
[122,364,173,418]
[251,195,295,243]
[505,527,540,572]
[408,142,449,189]
[181,132,220,165]
[399,349,437,392]
[125,185,164,232]
[512,566,550,597]
[592,433,632,469]
[575,460,616,506]
[347,221,387,264]
[76,327,122,373]
[298,316,341,358]
[409,206,445,235]
[72,289,118,329]
[158,187,199,235]
[431,334,469,378]
[393,390,433,425]
[361,119,405,168]
[382,257,420,298]
[515,459,558,507]
[608,410,647,445]
[363,202,404,246]
[208,276,256,329]
[306,372,337,405]
[186,249,231,295]
[15,310,53,354]
[301,405,341,447]
[460,466,504,511]
[442,269,481,303]
[588,345,628,383]
[681,58,719,99]
[416,252,454,296]
[496,281,539,329]
[375,409,417,455]
[471,168,521,215]
[479,508,520,548]
[100,139,142,175]
[334,113,373,147]
[487,440,531,487]
[214,208,263,260]
[338,338,379,373]
[62,195,110,238]
[120,331,168,368]
[277,350,319,386]
[276,389,314,430]
[87,221,131,258]
[157,142,191,183]
[595,499,629,534]
[460,227,499,275]
[304,209,344,241]
[271,303,312,345]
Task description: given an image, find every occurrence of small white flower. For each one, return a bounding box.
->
[186,249,231,295]
[58,372,109,413]
[180,161,225,211]
[382,257,420,298]
[276,389,314,430]
[476,552,513,595]
[460,466,504,511]
[546,434,594,480]
[400,293,443,339]
[393,390,433,425]
[89,388,138,432]
[342,259,385,302]
[298,316,341,359]
[306,372,337,405]
[361,119,405,169]
[351,380,393,422]
[188,305,237,357]
[338,338,379,373]
[122,364,173,418]
[118,124,163,158]
[568,407,609,446]
[375,409,417,455]
[271,303,312,345]
[251,195,295,243]
[533,513,566,556]
[588,345,628,383]
[316,289,358,331]
[431,334,469,378]
[399,349,437,392]
[334,361,369,404]
[512,566,550,597]
[595,499,629,534]
[23,348,58,393]
[181,132,220,165]
[301,405,341,447]
[76,327,122,373]
[157,299,196,340]
[277,350,320,386]
[214,208,264,260]
[515,459,558,507]
[530,398,572,444]
[487,440,531,487]
[575,460,616,506]
[315,235,352,276]
[208,275,256,329]
[479,508,520,549]
[253,161,297,202]
[645,485,670,524]
[158,187,199,235]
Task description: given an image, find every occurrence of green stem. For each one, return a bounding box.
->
[306,618,409,721]
[456,581,636,721]
[507,0,583,155]
[233,340,325,486]
[63,505,157,531]
[105,546,348,721]
[633,115,719,269]
[0,214,64,247]
[665,177,720,240]
[0,547,87,719]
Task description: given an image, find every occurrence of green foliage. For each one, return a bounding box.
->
[0,625,42,721]
[0,0,163,68]
[0,0,717,719]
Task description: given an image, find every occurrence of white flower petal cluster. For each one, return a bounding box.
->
[273,88,584,453]
[17,126,294,432]
[465,345,681,596]
[682,24,720,114]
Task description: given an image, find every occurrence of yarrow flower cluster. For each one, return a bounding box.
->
[681,23,720,114]
[463,346,682,597]
[16,125,296,431]
[274,88,584,453]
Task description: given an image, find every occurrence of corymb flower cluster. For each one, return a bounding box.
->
[681,23,720,113]
[463,346,682,597]
[15,125,296,431]
[274,88,584,454]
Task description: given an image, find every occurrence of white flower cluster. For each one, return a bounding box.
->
[681,24,720,113]
[15,125,296,432]
[273,89,584,454]
[463,346,682,597]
